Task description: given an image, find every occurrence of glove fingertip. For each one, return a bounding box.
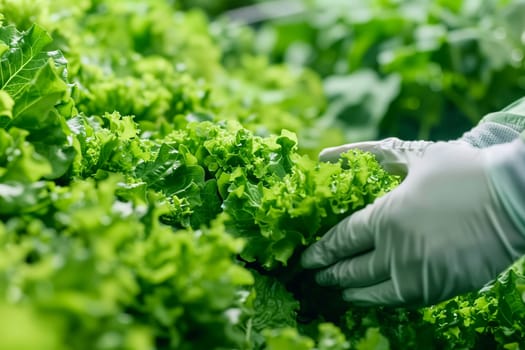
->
[301,244,331,269]
[314,271,325,285]
[319,148,342,163]
[342,288,357,301]
[300,247,317,269]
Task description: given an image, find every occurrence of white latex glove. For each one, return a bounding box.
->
[301,138,525,306]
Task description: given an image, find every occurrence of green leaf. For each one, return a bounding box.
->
[356,328,390,350]
[251,272,300,331]
[0,23,73,178]
[0,24,63,96]
[11,58,68,127]
[0,181,50,215]
[263,328,314,350]
[0,127,52,182]
[323,70,401,141]
[0,303,64,350]
[317,323,350,350]
[0,89,13,127]
[0,24,69,127]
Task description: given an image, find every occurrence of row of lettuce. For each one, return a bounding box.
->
[0,1,524,349]
[187,0,525,142]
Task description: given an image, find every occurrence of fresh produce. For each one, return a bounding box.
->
[0,1,524,349]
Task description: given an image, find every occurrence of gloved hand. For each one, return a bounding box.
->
[301,138,525,306]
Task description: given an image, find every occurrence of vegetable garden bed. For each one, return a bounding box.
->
[0,1,524,349]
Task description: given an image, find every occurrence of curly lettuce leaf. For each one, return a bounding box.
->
[159,121,399,268]
[421,257,525,348]
[0,176,254,350]
[263,323,351,350]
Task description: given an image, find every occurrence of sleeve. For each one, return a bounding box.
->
[488,138,525,242]
[460,97,525,148]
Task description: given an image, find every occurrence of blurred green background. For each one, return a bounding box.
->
[178,0,525,143]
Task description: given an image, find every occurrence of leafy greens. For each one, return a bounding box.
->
[0,2,524,350]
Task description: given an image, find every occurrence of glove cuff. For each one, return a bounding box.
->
[459,122,521,148]
[486,139,525,254]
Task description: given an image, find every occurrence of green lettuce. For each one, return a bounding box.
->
[0,23,74,180]
[0,2,524,350]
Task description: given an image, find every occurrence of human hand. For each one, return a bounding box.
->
[301,138,525,306]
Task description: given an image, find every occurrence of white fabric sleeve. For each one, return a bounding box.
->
[460,97,525,147]
[460,121,521,148]
[488,138,525,241]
